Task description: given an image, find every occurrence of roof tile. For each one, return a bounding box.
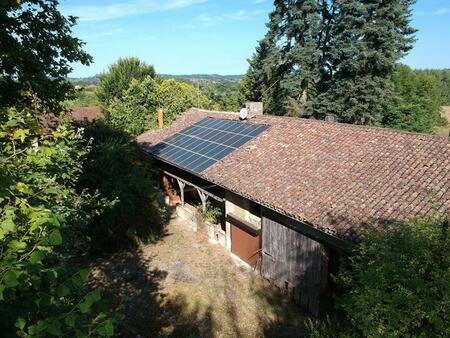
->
[137,108,450,241]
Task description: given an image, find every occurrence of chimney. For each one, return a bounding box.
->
[324,114,337,122]
[245,102,263,118]
[157,108,164,128]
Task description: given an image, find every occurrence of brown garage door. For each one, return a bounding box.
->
[231,221,261,267]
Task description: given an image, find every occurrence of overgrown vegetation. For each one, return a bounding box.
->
[385,64,447,133]
[98,58,212,136]
[96,57,156,107]
[65,86,99,109]
[77,121,169,251]
[0,1,168,336]
[307,214,450,337]
[0,107,115,336]
[196,202,223,224]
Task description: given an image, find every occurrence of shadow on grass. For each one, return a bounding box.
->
[89,249,215,337]
[249,275,308,338]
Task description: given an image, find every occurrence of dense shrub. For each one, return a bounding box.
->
[307,214,449,337]
[78,121,169,251]
[0,108,114,336]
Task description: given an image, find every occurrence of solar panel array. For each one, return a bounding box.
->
[148,117,268,174]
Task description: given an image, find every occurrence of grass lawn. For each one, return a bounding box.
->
[88,216,308,337]
[435,106,450,136]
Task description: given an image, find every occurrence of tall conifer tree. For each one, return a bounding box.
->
[242,0,416,125]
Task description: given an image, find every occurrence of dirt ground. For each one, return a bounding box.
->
[435,106,450,136]
[89,216,308,338]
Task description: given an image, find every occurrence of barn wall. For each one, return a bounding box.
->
[224,191,261,251]
[261,216,329,316]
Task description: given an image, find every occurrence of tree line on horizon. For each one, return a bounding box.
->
[71,60,450,135]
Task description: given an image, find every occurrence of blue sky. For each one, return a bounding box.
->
[61,0,450,77]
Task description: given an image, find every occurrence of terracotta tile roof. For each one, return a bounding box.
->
[137,108,450,242]
[70,106,103,122]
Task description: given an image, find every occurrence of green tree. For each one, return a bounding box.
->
[200,81,242,111]
[0,0,92,110]
[96,57,156,106]
[104,76,211,136]
[416,69,450,105]
[156,79,211,124]
[0,1,115,335]
[243,0,416,124]
[0,108,114,337]
[383,65,446,133]
[105,77,159,136]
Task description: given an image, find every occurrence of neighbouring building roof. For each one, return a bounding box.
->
[70,106,103,122]
[137,108,450,242]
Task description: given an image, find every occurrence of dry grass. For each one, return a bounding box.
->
[435,106,450,137]
[89,217,308,337]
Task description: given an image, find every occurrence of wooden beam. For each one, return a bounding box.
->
[176,179,186,206]
[162,170,224,202]
[198,189,208,212]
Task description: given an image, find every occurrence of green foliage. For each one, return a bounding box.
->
[65,86,100,109]
[78,121,169,251]
[104,74,211,136]
[156,79,211,123]
[0,0,92,111]
[416,69,450,105]
[105,77,159,136]
[200,81,243,111]
[242,0,416,124]
[96,57,156,106]
[0,108,114,337]
[196,202,222,224]
[384,65,447,133]
[308,214,450,337]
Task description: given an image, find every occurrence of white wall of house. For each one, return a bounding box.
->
[224,191,261,251]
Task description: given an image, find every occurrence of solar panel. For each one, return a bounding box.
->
[147,117,269,174]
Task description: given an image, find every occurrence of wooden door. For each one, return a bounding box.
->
[261,216,328,315]
[231,223,260,267]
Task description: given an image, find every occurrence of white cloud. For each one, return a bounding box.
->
[63,0,207,22]
[252,0,267,4]
[195,9,266,27]
[434,8,450,15]
[79,27,125,40]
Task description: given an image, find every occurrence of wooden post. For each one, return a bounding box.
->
[198,189,208,212]
[157,108,164,128]
[177,179,185,206]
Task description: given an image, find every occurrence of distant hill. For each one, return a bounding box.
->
[68,75,100,86]
[68,74,243,86]
[161,74,243,83]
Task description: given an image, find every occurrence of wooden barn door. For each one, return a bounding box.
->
[261,217,329,315]
[231,222,260,267]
